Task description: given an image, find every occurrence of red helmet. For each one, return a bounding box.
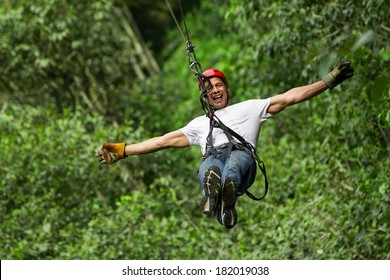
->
[198,68,229,89]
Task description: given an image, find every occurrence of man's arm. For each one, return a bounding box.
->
[95,130,190,164]
[268,62,354,115]
[125,130,190,156]
[268,81,328,115]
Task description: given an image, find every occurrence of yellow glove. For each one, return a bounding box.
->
[95,142,127,164]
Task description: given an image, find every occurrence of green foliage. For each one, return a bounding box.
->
[226,0,390,99]
[0,105,135,258]
[1,0,389,260]
[225,0,389,259]
[0,0,158,116]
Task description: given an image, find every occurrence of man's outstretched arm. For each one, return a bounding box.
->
[95,130,190,164]
[268,61,354,115]
[124,130,190,156]
[268,80,328,115]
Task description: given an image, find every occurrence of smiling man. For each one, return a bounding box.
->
[96,63,354,229]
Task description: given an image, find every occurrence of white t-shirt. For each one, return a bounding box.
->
[180,98,272,155]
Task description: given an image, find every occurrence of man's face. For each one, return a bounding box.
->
[205,77,229,110]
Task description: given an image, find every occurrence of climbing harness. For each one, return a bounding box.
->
[165,0,268,201]
[204,113,269,201]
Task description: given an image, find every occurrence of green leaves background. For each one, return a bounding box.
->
[1,0,388,259]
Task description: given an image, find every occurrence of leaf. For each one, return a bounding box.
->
[379,184,387,195]
[351,30,376,52]
[42,223,51,233]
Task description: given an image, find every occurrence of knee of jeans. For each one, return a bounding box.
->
[222,163,240,178]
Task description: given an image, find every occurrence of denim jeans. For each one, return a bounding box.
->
[198,146,257,196]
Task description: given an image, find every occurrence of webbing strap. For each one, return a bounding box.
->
[205,114,269,201]
[205,118,218,158]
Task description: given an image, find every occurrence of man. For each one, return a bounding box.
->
[95,62,354,229]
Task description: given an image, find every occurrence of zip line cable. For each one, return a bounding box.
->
[164,0,186,42]
[164,0,213,117]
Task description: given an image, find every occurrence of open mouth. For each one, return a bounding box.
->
[213,94,222,101]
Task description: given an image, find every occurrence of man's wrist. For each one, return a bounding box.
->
[323,74,336,90]
[123,144,128,158]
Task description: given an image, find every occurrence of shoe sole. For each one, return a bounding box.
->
[221,209,237,229]
[203,166,222,196]
[221,179,237,229]
[222,179,236,208]
[202,166,222,215]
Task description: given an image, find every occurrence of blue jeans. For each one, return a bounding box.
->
[198,146,257,196]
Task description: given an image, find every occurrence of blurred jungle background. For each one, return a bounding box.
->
[1,0,389,259]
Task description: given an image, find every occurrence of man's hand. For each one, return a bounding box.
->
[323,61,355,90]
[95,142,127,164]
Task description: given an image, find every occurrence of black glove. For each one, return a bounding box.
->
[323,61,355,89]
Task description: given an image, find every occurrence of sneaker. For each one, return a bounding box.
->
[202,166,222,215]
[221,178,238,229]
